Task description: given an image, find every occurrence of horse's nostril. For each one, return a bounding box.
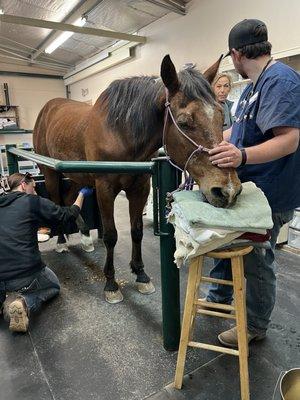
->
[211,187,228,199]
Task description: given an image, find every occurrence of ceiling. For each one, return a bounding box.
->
[0,0,190,76]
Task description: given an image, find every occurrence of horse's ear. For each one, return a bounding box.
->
[160,55,180,96]
[203,55,223,84]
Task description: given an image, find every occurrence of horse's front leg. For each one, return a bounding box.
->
[95,180,122,304]
[126,177,155,295]
[41,167,68,253]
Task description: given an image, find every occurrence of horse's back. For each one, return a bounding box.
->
[33,97,92,159]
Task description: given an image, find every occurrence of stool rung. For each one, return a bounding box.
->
[201,277,233,286]
[188,341,239,356]
[196,300,234,312]
[196,309,236,319]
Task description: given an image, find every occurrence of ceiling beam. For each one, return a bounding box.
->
[0,56,67,74]
[0,59,64,76]
[0,53,69,71]
[0,14,147,45]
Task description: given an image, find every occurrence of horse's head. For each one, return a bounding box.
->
[160,55,242,208]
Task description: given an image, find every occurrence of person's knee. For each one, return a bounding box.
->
[42,267,60,289]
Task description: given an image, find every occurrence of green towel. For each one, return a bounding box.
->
[171,181,273,232]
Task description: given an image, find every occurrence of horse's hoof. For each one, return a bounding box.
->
[105,289,124,304]
[80,234,94,252]
[55,243,69,253]
[137,281,156,295]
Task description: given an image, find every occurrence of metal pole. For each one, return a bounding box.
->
[5,144,18,174]
[7,147,155,174]
[153,157,181,351]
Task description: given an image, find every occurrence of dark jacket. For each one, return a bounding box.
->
[0,192,80,281]
[222,99,234,131]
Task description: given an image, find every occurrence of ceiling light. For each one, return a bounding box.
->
[45,16,87,54]
[0,9,4,14]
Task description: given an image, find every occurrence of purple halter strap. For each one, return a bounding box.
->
[162,88,210,191]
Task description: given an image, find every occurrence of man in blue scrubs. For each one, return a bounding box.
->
[206,19,300,347]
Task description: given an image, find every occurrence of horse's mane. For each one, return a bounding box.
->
[99,68,215,149]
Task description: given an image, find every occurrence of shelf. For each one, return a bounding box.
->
[0,129,32,134]
[0,105,18,107]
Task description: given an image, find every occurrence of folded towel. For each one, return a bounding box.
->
[173,225,242,267]
[169,181,273,233]
[169,181,273,266]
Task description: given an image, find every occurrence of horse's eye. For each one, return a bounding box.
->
[177,121,194,130]
[177,113,194,129]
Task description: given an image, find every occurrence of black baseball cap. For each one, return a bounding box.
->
[225,19,268,57]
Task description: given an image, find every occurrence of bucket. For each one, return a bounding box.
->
[280,368,300,400]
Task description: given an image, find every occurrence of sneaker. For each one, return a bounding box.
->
[218,326,266,348]
[197,297,232,314]
[6,297,29,333]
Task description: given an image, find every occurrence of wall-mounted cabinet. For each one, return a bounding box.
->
[0,105,19,129]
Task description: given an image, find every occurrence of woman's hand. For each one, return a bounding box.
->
[209,141,242,168]
[79,187,94,197]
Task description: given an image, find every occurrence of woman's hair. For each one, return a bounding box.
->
[212,72,233,89]
[7,172,34,191]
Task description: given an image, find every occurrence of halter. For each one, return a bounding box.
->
[162,88,210,191]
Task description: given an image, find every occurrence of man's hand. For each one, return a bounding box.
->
[209,141,242,168]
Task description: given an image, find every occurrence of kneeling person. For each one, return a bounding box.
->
[0,172,93,333]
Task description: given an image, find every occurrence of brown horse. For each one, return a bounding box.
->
[33,55,241,303]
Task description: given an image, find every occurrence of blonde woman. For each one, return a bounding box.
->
[212,73,234,130]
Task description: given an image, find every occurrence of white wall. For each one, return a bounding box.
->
[0,75,65,130]
[69,0,300,102]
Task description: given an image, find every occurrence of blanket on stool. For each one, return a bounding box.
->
[168,181,273,267]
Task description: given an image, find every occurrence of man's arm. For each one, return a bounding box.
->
[209,127,299,168]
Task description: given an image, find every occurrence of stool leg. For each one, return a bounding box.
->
[232,256,250,400]
[189,257,202,340]
[174,256,203,389]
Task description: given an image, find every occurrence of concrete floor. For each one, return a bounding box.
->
[0,194,299,400]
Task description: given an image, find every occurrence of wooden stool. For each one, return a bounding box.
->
[174,245,253,400]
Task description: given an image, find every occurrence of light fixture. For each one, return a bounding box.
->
[45,16,86,54]
[0,9,4,14]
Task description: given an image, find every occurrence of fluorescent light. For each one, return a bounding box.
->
[0,9,4,14]
[45,17,86,54]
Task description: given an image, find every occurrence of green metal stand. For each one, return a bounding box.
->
[5,144,18,174]
[153,157,181,351]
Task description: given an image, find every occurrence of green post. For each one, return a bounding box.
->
[153,157,181,351]
[5,145,18,174]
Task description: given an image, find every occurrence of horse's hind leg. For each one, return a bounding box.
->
[95,179,122,304]
[76,214,94,252]
[61,181,94,253]
[41,166,68,253]
[126,176,155,295]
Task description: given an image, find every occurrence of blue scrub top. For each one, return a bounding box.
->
[230,62,300,212]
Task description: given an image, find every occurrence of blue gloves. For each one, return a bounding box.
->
[79,187,94,197]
